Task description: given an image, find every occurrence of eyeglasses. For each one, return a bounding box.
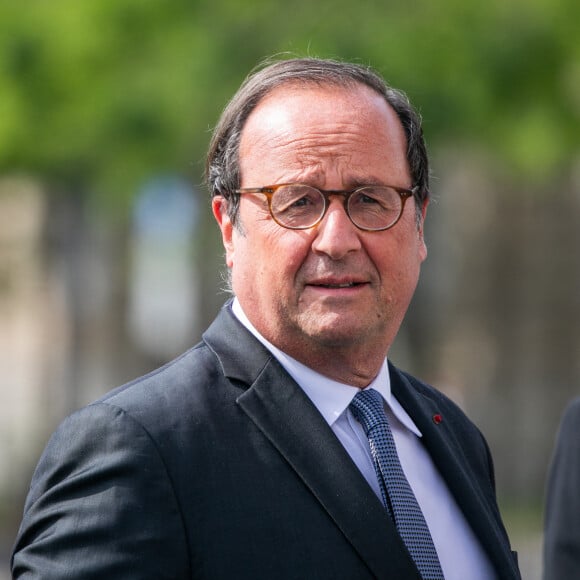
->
[235,183,417,231]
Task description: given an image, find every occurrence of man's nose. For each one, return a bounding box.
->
[311,199,362,259]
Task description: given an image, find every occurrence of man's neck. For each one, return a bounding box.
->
[231,298,388,388]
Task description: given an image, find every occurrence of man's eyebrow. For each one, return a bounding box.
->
[276,172,389,188]
[345,176,387,188]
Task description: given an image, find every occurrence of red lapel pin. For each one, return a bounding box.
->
[432,413,443,425]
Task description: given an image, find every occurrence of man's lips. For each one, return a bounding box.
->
[306,279,368,289]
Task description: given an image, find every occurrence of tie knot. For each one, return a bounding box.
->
[349,389,388,435]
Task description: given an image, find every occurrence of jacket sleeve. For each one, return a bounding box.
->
[544,398,580,580]
[11,402,190,579]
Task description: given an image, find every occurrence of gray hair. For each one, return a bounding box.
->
[205,56,429,225]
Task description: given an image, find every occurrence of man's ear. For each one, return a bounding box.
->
[212,196,235,267]
[418,198,429,261]
[419,198,428,235]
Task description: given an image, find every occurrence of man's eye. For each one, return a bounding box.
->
[290,196,313,207]
[359,194,381,204]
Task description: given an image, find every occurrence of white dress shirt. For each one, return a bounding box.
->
[232,299,496,579]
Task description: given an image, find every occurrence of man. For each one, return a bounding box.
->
[12,57,520,579]
[544,397,580,578]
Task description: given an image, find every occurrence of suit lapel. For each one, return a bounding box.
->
[390,366,519,579]
[203,305,420,579]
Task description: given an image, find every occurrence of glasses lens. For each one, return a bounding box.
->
[270,185,325,229]
[347,186,402,230]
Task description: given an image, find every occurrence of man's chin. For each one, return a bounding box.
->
[298,313,373,347]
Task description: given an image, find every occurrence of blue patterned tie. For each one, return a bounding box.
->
[350,389,444,580]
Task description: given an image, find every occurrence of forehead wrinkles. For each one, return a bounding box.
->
[239,85,406,183]
[247,122,372,175]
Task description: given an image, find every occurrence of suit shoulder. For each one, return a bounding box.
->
[57,340,235,445]
[550,397,580,459]
[97,340,224,409]
[560,397,580,430]
[26,341,232,502]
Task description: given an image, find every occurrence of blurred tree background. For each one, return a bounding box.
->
[0,0,578,576]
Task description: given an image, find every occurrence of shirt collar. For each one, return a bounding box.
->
[231,298,421,437]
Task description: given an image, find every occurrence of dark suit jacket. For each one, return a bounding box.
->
[12,303,520,579]
[544,397,580,579]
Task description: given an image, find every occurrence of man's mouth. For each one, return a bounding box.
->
[318,282,358,288]
[309,281,365,289]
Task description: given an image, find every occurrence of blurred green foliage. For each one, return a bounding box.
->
[0,0,578,207]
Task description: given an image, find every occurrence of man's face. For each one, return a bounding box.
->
[213,83,427,371]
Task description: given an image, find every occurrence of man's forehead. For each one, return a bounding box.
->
[242,82,398,143]
[241,82,404,147]
[238,85,410,189]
